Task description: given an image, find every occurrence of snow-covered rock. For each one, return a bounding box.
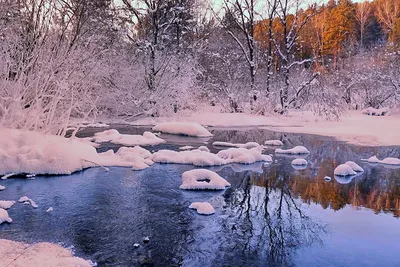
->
[189,202,215,215]
[151,149,226,166]
[180,169,230,190]
[18,196,38,208]
[197,146,210,152]
[380,157,400,165]
[324,176,332,181]
[264,140,283,146]
[0,185,5,191]
[0,200,15,210]
[361,107,390,116]
[362,155,380,164]
[275,146,310,154]
[152,122,212,137]
[0,208,12,224]
[97,146,153,171]
[0,239,92,266]
[345,161,364,172]
[291,159,308,166]
[46,207,54,213]
[93,129,165,146]
[217,147,272,164]
[334,164,357,176]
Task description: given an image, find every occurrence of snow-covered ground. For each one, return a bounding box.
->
[0,239,92,266]
[127,109,400,147]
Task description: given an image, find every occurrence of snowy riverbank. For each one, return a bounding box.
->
[116,109,400,147]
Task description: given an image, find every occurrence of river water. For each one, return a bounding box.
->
[1,125,400,267]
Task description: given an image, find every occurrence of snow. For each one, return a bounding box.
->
[93,129,165,146]
[362,156,381,164]
[0,208,12,224]
[0,201,15,210]
[217,147,272,164]
[129,109,400,146]
[0,239,92,266]
[265,140,283,146]
[152,122,212,137]
[212,141,262,149]
[275,146,310,155]
[380,157,400,165]
[189,202,215,215]
[151,149,226,166]
[345,161,364,172]
[18,196,38,208]
[0,185,5,191]
[361,107,390,116]
[179,145,195,150]
[179,169,231,190]
[291,158,307,165]
[334,164,357,176]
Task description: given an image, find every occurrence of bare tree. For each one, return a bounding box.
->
[355,1,371,49]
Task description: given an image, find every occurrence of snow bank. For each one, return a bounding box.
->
[0,209,12,224]
[0,239,92,266]
[93,129,165,146]
[334,164,357,176]
[380,157,400,165]
[151,149,225,167]
[362,107,390,116]
[0,185,5,191]
[265,140,283,146]
[275,146,310,155]
[0,128,99,175]
[152,122,212,137]
[180,169,230,190]
[198,146,210,152]
[0,201,15,209]
[345,161,364,172]
[217,147,272,164]
[291,159,307,166]
[189,202,215,215]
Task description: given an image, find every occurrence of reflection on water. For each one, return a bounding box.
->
[0,126,400,266]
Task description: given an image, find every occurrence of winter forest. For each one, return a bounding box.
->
[0,0,399,134]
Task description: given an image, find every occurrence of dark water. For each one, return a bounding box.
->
[1,126,400,267]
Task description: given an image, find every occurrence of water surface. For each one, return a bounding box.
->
[1,126,400,266]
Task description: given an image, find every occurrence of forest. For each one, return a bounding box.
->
[0,0,399,134]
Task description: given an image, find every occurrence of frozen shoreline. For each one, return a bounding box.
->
[90,109,400,147]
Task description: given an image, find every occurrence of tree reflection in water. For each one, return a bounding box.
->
[223,166,327,266]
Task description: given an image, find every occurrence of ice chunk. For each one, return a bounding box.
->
[275,146,310,154]
[179,146,195,150]
[0,208,12,224]
[0,200,15,209]
[265,140,283,146]
[345,161,364,172]
[18,196,38,208]
[291,159,307,165]
[152,122,213,137]
[0,185,5,191]
[189,202,215,215]
[212,141,262,149]
[334,164,357,176]
[334,175,355,184]
[380,157,400,165]
[180,169,230,190]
